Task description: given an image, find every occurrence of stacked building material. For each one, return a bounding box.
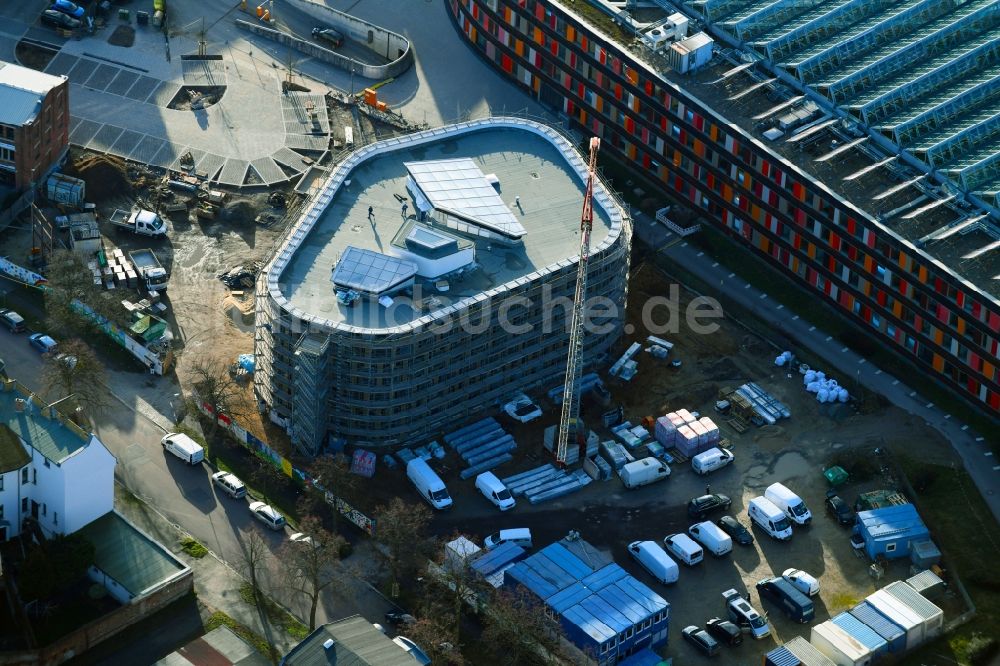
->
[446,417,516,479]
[735,382,791,425]
[501,465,592,504]
[548,372,603,405]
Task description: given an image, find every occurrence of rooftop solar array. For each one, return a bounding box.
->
[405,158,527,240]
[680,0,1000,263]
[331,246,418,296]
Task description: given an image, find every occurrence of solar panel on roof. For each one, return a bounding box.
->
[331,246,417,296]
[405,158,526,239]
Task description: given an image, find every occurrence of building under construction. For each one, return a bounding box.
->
[254,117,632,455]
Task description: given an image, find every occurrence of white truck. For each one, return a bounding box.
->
[128,249,169,292]
[109,208,167,237]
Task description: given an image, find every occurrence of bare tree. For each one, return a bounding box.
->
[43,249,126,332]
[39,338,108,420]
[482,588,567,666]
[189,355,249,433]
[402,617,467,666]
[428,533,490,644]
[238,527,270,604]
[374,497,432,593]
[279,516,346,630]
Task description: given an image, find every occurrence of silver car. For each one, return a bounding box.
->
[249,501,285,531]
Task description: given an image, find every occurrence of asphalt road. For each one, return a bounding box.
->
[0,314,392,634]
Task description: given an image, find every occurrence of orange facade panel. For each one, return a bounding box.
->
[918,265,928,283]
[892,300,902,317]
[534,27,543,44]
[515,39,524,56]
[932,354,944,372]
[567,25,575,41]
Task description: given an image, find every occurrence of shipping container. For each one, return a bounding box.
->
[810,621,873,666]
[831,612,888,658]
[906,569,945,601]
[850,601,906,652]
[865,589,925,649]
[785,636,837,666]
[46,173,86,206]
[765,646,802,666]
[884,580,944,638]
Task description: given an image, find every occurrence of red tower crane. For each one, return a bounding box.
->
[555,136,601,466]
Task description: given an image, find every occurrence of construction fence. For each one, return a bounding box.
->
[195,400,376,535]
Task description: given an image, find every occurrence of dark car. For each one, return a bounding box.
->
[682,625,720,656]
[51,0,84,18]
[688,494,732,520]
[311,27,344,48]
[705,617,743,646]
[0,309,26,333]
[825,493,856,526]
[717,515,754,546]
[41,8,81,29]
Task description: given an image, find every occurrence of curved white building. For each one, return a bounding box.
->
[255,117,632,454]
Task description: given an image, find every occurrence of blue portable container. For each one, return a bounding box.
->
[832,611,889,658]
[850,601,906,652]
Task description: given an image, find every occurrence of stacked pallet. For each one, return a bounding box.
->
[654,409,720,456]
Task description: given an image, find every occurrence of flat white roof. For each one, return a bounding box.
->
[406,158,527,240]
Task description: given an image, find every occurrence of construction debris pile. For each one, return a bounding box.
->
[218,262,263,289]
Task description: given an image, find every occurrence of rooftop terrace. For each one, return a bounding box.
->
[0,382,92,464]
[270,118,622,333]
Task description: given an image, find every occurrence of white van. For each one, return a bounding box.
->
[663,533,703,566]
[691,447,735,475]
[475,471,516,511]
[161,433,205,465]
[748,496,794,540]
[406,458,452,510]
[765,482,812,525]
[619,457,670,489]
[628,540,679,584]
[688,521,733,556]
[484,527,532,550]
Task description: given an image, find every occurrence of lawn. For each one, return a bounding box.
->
[897,457,1000,665]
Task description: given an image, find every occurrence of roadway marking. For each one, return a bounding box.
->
[697,251,704,257]
[792,315,800,320]
[808,325,815,331]
[892,380,899,385]
[712,262,719,267]
[777,304,784,310]
[758,292,766,298]
[976,437,985,442]
[728,272,735,278]
[986,452,995,457]
[909,391,916,396]
[825,336,832,341]
[681,242,689,247]
[994,466,1000,471]
[961,425,969,431]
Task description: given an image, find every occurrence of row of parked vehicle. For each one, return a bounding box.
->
[41,0,86,30]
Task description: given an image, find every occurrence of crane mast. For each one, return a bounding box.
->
[555,136,600,466]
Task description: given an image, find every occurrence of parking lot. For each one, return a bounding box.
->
[412,264,961,663]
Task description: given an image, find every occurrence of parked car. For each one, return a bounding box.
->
[687,493,732,520]
[717,515,754,546]
[211,471,247,498]
[28,333,58,353]
[782,568,820,597]
[41,8,81,29]
[249,501,286,531]
[681,625,720,657]
[392,636,431,665]
[705,617,743,646]
[311,27,344,48]
[51,0,85,18]
[0,309,25,333]
[825,492,856,526]
[502,392,542,423]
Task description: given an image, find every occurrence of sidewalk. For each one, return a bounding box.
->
[630,210,1000,526]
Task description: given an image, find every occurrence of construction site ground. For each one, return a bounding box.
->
[344,258,970,664]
